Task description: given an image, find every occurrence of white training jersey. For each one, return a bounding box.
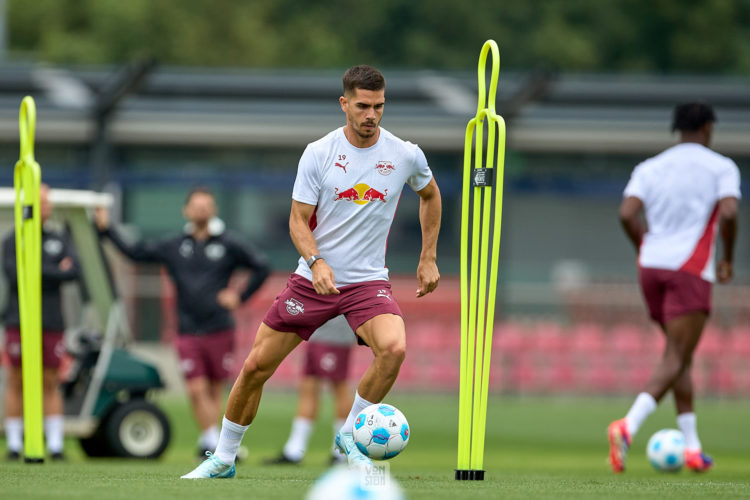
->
[623,142,741,282]
[292,126,433,286]
[308,314,356,346]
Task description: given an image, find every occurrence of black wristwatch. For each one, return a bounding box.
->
[306,254,324,268]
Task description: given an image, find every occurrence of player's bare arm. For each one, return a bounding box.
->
[289,200,340,295]
[717,196,738,283]
[619,196,645,250]
[415,177,441,297]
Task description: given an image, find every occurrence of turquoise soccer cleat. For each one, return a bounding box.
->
[335,431,373,469]
[181,452,236,479]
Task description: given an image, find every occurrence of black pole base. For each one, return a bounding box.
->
[24,457,45,464]
[455,469,485,480]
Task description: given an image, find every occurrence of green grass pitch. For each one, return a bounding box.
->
[3,392,750,499]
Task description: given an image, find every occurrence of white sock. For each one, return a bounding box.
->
[282,417,314,461]
[199,425,220,451]
[214,416,249,464]
[624,392,657,437]
[5,417,23,452]
[332,418,346,455]
[677,412,702,451]
[338,392,375,435]
[44,415,65,454]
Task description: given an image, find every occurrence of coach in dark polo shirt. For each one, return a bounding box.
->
[96,187,270,458]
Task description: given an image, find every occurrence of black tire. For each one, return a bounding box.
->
[79,428,115,457]
[104,399,171,459]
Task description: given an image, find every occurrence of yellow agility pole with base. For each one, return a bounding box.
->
[14,96,45,463]
[456,40,506,481]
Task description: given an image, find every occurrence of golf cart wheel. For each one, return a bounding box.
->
[79,428,115,457]
[104,399,171,458]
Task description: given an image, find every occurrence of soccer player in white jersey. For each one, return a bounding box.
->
[608,102,740,474]
[182,65,441,478]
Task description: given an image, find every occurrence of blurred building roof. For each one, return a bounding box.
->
[0,63,748,155]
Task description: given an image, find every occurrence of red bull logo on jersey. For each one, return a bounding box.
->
[333,183,388,205]
[376,161,395,176]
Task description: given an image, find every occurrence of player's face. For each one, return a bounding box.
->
[183,192,216,226]
[340,88,385,141]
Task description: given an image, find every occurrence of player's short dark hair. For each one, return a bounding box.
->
[671,102,716,132]
[185,186,214,205]
[342,65,385,95]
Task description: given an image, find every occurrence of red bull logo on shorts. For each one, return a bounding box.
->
[285,297,305,315]
[333,183,388,205]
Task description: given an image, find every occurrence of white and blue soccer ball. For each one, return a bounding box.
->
[352,403,410,460]
[646,429,686,472]
[306,466,404,500]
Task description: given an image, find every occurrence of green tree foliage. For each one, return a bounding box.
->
[7,0,750,73]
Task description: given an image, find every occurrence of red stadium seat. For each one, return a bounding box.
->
[427,352,460,389]
[728,326,750,357]
[589,360,618,392]
[543,354,575,391]
[696,324,725,357]
[570,323,604,356]
[710,364,736,394]
[610,323,645,355]
[624,359,652,390]
[494,321,529,354]
[530,321,568,353]
[508,353,536,392]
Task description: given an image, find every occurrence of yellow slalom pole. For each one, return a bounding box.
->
[14,96,44,463]
[456,39,505,481]
[457,116,475,471]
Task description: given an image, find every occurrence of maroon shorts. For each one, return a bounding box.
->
[263,274,403,341]
[175,329,235,381]
[3,327,65,369]
[303,342,352,383]
[639,267,712,325]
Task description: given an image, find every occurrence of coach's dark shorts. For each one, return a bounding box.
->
[175,329,235,381]
[638,267,712,325]
[3,327,65,369]
[263,274,403,341]
[303,342,352,383]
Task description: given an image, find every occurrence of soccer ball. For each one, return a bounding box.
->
[352,403,410,460]
[306,466,404,500]
[646,429,686,472]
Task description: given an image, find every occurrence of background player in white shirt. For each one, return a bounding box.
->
[183,65,441,478]
[608,102,740,474]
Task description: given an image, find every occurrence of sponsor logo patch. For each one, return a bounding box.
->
[333,183,388,205]
[285,297,305,315]
[205,243,226,261]
[376,161,395,176]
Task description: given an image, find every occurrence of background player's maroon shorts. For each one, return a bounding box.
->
[263,273,403,341]
[3,327,65,369]
[303,342,352,383]
[175,329,235,381]
[638,267,712,325]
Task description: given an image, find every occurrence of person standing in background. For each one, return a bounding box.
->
[3,184,80,460]
[96,187,270,459]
